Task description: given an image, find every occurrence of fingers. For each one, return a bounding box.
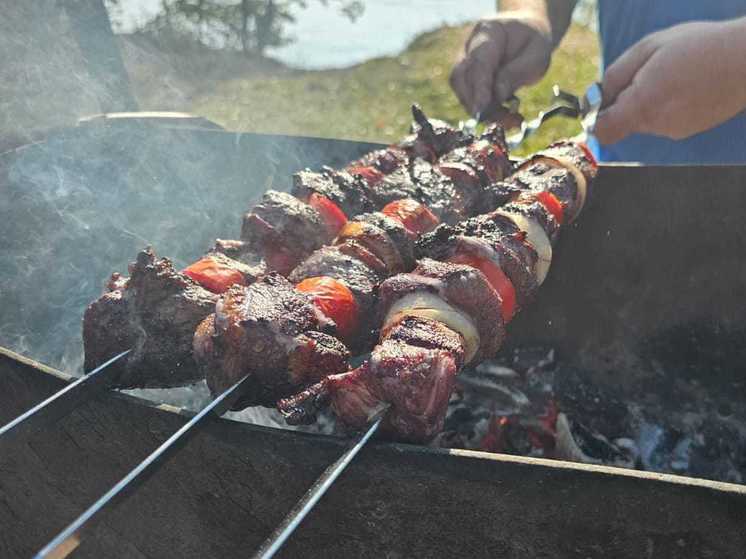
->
[494,38,551,103]
[467,41,503,114]
[601,36,657,106]
[450,24,506,115]
[594,84,647,144]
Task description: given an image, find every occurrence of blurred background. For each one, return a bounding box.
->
[2,0,599,156]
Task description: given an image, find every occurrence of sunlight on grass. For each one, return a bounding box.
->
[192,23,600,155]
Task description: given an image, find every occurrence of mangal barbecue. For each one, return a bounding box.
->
[1,3,745,558]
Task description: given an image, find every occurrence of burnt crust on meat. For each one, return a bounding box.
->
[241,190,328,272]
[506,163,580,223]
[83,248,218,388]
[417,215,539,308]
[210,238,267,270]
[354,212,417,270]
[291,167,374,217]
[197,274,350,407]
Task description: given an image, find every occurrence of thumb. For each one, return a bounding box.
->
[601,36,657,106]
[593,85,646,145]
[493,42,550,103]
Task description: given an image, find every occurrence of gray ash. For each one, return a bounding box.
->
[434,346,746,485]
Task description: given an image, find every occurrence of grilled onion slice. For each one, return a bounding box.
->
[384,292,480,363]
[496,209,553,285]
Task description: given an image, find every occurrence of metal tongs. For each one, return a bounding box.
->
[506,82,603,149]
[461,82,603,149]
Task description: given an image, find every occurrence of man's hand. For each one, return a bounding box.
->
[450,11,553,115]
[595,18,746,145]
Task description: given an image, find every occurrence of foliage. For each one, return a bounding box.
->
[107,0,363,55]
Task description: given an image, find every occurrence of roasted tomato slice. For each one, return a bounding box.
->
[183,257,246,294]
[535,191,564,225]
[296,276,359,340]
[448,252,516,323]
[307,193,348,237]
[381,199,440,237]
[578,142,598,170]
[347,165,384,185]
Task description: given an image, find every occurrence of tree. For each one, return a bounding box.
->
[108,0,364,56]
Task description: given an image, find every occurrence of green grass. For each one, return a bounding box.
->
[191,23,600,155]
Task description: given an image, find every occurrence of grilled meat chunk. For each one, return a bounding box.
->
[418,212,539,308]
[279,316,465,442]
[241,190,328,275]
[292,167,374,217]
[408,104,472,160]
[197,273,350,408]
[83,248,217,388]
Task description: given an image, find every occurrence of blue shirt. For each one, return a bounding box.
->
[592,0,746,163]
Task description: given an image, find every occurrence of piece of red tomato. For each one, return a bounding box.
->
[381,199,440,237]
[308,193,348,237]
[347,165,384,185]
[296,276,359,340]
[183,257,245,294]
[448,252,516,323]
[535,191,564,225]
[578,142,598,170]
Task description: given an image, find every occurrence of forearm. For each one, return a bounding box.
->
[499,0,577,47]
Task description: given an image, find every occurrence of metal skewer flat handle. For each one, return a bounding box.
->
[35,374,252,559]
[253,410,387,559]
[0,350,130,445]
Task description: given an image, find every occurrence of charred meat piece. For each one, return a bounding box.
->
[210,238,266,269]
[83,248,217,388]
[438,123,513,208]
[378,258,505,363]
[241,190,328,275]
[335,212,416,274]
[368,163,465,225]
[505,163,579,221]
[292,167,374,217]
[517,141,598,222]
[279,316,465,442]
[418,212,539,307]
[346,147,409,185]
[197,273,350,408]
[408,104,472,160]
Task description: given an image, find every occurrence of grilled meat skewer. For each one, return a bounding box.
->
[277,142,597,442]
[83,109,511,390]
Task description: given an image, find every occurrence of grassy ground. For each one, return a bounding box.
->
[191,23,600,155]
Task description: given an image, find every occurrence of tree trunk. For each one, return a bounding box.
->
[62,0,138,112]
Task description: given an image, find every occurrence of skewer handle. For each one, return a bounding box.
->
[254,415,385,559]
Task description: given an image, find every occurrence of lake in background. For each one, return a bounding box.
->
[115,0,496,69]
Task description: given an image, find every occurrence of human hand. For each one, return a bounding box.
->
[594,19,746,145]
[450,11,553,116]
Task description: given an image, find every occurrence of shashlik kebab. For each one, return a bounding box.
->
[275,141,598,442]
[83,107,512,390]
[196,140,591,417]
[193,129,513,409]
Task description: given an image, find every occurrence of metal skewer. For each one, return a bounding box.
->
[253,408,388,559]
[35,374,252,559]
[0,349,131,445]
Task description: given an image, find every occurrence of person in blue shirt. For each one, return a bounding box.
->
[450,1,746,164]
